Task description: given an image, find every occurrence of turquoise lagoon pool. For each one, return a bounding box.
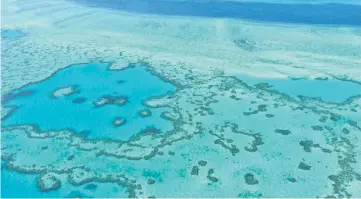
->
[1,29,24,39]
[236,75,361,103]
[1,62,176,140]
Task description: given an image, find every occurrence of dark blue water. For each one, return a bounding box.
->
[69,0,361,26]
[1,62,176,140]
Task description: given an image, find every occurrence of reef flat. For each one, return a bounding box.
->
[1,0,361,198]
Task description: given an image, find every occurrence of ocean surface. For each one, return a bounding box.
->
[71,0,361,25]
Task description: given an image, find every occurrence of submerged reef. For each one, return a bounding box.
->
[1,0,361,197]
[51,86,78,98]
[2,60,361,198]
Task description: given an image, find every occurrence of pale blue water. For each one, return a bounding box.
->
[1,29,24,39]
[71,0,361,25]
[236,75,361,103]
[1,62,176,140]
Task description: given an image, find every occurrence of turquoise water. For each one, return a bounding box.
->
[1,62,176,140]
[1,163,41,198]
[236,75,361,103]
[1,29,24,39]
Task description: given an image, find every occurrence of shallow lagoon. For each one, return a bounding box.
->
[236,74,361,103]
[1,29,24,39]
[2,62,176,140]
